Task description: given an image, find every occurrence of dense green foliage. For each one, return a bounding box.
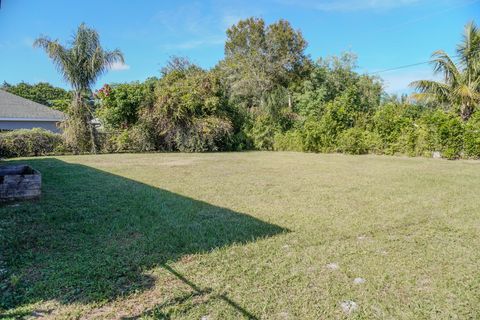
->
[0,128,64,158]
[1,81,71,111]
[95,79,157,130]
[7,20,477,159]
[106,61,236,152]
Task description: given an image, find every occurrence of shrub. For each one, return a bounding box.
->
[249,115,279,150]
[273,130,304,151]
[363,131,383,154]
[417,110,464,159]
[95,81,155,130]
[337,127,370,155]
[175,117,233,152]
[301,117,325,152]
[463,112,480,158]
[372,103,409,154]
[100,125,156,153]
[394,126,419,156]
[0,128,64,158]
[439,116,464,159]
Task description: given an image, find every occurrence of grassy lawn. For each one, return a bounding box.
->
[1,152,479,319]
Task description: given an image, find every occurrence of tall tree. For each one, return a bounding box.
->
[221,18,309,111]
[34,23,124,152]
[410,21,480,121]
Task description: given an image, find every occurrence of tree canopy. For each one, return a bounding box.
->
[10,19,478,160]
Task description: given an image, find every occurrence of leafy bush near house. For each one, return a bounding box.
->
[0,128,65,158]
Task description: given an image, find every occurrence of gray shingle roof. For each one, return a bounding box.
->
[0,90,65,120]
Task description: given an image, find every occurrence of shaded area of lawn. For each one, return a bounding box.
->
[0,158,286,315]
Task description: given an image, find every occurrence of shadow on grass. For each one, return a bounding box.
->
[122,264,259,320]
[0,158,286,318]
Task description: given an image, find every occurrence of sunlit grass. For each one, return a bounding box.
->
[1,152,479,319]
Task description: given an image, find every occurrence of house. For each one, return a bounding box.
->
[0,89,65,132]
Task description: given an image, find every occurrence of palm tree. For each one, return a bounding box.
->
[410,21,480,121]
[34,23,124,152]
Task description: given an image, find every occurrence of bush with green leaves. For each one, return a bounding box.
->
[438,115,464,159]
[464,112,480,158]
[0,128,65,158]
[337,127,370,155]
[95,80,156,130]
[248,115,279,150]
[373,103,410,154]
[273,129,304,151]
[299,92,358,152]
[137,60,234,152]
[173,117,233,152]
[394,126,419,156]
[100,125,156,153]
[416,110,464,159]
[301,117,325,152]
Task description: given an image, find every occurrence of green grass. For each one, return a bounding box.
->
[1,152,479,319]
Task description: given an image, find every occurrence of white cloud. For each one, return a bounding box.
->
[278,0,420,11]
[109,61,130,71]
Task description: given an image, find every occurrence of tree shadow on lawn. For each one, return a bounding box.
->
[0,158,287,317]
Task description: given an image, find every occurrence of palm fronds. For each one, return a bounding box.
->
[410,22,480,121]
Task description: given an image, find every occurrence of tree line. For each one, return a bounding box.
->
[2,19,480,159]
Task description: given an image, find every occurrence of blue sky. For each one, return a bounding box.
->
[0,0,478,93]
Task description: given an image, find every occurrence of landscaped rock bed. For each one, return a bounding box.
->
[0,165,41,202]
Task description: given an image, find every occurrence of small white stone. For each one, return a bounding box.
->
[325,263,339,270]
[433,151,442,159]
[201,316,209,320]
[282,244,289,249]
[353,277,366,284]
[357,235,367,241]
[340,300,358,314]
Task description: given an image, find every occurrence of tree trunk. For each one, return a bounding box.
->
[63,91,97,153]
